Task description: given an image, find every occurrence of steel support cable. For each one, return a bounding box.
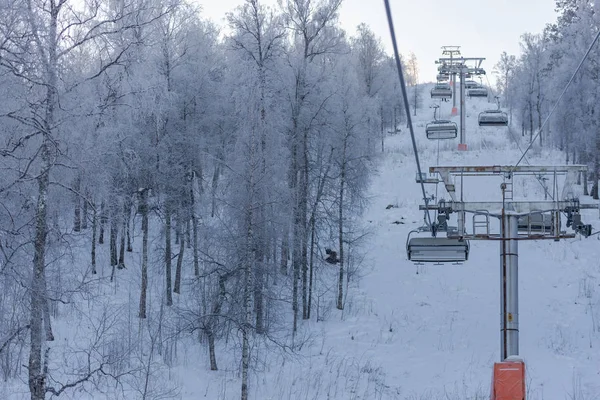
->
[513,27,600,171]
[383,0,432,230]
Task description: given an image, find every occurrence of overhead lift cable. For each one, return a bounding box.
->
[513,28,600,170]
[383,0,432,229]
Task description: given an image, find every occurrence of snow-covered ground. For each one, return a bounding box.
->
[5,84,599,400]
[225,86,600,399]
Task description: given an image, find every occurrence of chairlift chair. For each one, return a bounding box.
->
[430,82,452,99]
[406,231,470,263]
[517,213,554,234]
[478,110,508,126]
[426,120,458,139]
[463,79,478,89]
[467,86,488,98]
[437,73,449,82]
[425,105,457,139]
[478,96,509,127]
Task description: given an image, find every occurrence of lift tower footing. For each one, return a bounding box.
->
[490,358,526,400]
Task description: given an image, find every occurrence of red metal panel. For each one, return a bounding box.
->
[490,360,526,400]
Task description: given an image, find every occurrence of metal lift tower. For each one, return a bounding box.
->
[440,46,461,114]
[417,164,595,399]
[435,57,486,150]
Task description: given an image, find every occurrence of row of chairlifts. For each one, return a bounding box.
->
[431,77,489,99]
[478,96,508,127]
[425,105,457,140]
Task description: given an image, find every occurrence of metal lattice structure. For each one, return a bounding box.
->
[409,164,596,360]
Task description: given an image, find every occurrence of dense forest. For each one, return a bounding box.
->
[496,0,600,196]
[0,0,417,398]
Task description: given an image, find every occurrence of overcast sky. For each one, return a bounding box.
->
[196,0,558,84]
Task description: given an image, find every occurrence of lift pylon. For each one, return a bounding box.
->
[410,164,596,400]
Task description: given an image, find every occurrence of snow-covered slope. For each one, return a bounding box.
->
[6,84,598,400]
[234,85,600,399]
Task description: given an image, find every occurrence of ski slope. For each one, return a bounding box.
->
[5,84,599,400]
[237,84,600,399]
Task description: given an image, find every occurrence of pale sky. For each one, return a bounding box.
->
[196,0,558,84]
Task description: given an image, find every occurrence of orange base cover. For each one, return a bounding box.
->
[490,359,526,400]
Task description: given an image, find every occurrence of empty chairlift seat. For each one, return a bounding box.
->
[426,120,458,139]
[463,80,479,89]
[518,213,554,234]
[406,236,470,263]
[437,73,449,82]
[430,83,452,99]
[478,110,508,127]
[467,86,488,97]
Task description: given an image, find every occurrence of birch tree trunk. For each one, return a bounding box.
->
[165,205,173,306]
[92,204,97,274]
[174,213,184,294]
[139,189,149,318]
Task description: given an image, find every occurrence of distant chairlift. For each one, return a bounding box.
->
[437,73,449,82]
[478,96,509,127]
[463,79,479,89]
[430,82,452,99]
[467,85,488,98]
[426,105,457,140]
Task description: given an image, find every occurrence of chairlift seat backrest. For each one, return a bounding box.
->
[478,110,508,127]
[431,85,452,98]
[467,87,488,97]
[426,120,458,139]
[518,214,553,233]
[407,237,469,263]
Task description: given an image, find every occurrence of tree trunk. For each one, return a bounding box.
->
[536,99,543,147]
[91,203,97,274]
[307,215,316,320]
[207,275,226,371]
[211,164,220,218]
[528,100,534,143]
[190,169,199,276]
[42,276,54,341]
[207,331,218,371]
[192,212,199,277]
[73,175,81,232]
[126,198,132,252]
[593,150,599,200]
[82,190,88,230]
[280,234,288,275]
[118,202,126,270]
[29,142,50,400]
[336,166,345,311]
[139,189,149,318]
[241,217,253,400]
[110,203,118,282]
[99,201,106,244]
[110,206,118,267]
[380,107,384,152]
[174,214,184,295]
[165,206,173,306]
